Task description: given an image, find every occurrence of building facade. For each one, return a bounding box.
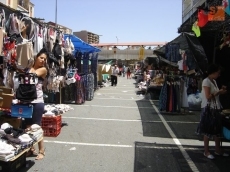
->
[182,0,206,23]
[0,0,34,17]
[73,30,100,44]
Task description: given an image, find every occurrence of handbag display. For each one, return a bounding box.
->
[15,73,37,101]
[200,100,222,135]
[11,104,33,118]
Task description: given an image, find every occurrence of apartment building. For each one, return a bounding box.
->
[73,30,100,44]
[0,0,34,17]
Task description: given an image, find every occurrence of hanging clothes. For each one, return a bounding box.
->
[159,76,183,113]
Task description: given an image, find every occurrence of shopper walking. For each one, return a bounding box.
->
[111,65,119,86]
[127,67,131,79]
[200,64,228,159]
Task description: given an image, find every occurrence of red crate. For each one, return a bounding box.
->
[41,115,62,137]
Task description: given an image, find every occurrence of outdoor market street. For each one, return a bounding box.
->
[21,77,230,172]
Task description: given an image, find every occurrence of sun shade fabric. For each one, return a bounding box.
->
[154,33,208,73]
[64,34,101,53]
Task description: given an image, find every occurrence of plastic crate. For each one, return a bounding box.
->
[41,115,62,137]
[0,152,26,172]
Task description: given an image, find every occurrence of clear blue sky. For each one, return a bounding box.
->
[31,0,182,43]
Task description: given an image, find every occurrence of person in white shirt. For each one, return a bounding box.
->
[111,65,119,86]
[201,64,228,159]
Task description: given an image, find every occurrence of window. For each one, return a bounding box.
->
[8,0,11,6]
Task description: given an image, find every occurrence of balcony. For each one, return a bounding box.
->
[18,0,29,11]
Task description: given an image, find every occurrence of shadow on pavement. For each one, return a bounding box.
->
[18,160,35,172]
[134,142,230,172]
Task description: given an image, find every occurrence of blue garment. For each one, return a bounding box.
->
[185,50,196,70]
[165,43,181,62]
[159,79,168,111]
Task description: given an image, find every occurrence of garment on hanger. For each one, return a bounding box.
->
[0,28,3,54]
[16,42,33,68]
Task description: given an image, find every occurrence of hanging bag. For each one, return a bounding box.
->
[200,99,222,136]
[15,73,37,101]
[11,104,33,118]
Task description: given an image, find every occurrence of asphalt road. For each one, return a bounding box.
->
[19,76,230,172]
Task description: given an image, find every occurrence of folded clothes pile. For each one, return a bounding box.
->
[43,104,74,117]
[0,123,43,161]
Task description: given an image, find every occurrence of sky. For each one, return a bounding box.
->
[31,0,182,44]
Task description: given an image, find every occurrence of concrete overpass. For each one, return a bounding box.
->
[90,42,165,61]
[90,42,167,49]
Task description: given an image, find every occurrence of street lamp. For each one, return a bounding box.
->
[116,36,119,46]
[55,0,57,27]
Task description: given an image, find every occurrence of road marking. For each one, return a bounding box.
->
[94,93,136,96]
[150,100,199,172]
[136,145,208,151]
[94,97,142,101]
[78,105,153,109]
[44,140,133,148]
[101,89,134,91]
[62,117,199,124]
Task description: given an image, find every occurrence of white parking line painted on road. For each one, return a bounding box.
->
[78,105,153,109]
[44,140,133,148]
[150,100,199,172]
[99,89,134,91]
[94,97,142,101]
[95,93,136,96]
[136,145,204,151]
[62,117,199,124]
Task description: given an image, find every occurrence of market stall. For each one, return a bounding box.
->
[153,33,207,113]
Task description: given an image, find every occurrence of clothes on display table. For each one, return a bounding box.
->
[0,123,43,161]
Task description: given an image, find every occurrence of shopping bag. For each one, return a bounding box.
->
[200,100,222,135]
[16,84,37,101]
[11,104,33,118]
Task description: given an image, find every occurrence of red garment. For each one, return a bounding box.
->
[197,9,208,27]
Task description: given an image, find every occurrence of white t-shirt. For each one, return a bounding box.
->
[111,67,119,75]
[177,60,183,70]
[201,78,222,109]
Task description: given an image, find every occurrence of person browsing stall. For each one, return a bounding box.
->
[200,64,228,159]
[14,48,48,160]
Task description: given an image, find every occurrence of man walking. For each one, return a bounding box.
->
[111,65,119,86]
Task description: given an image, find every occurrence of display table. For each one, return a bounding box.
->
[0,136,43,172]
[9,136,43,162]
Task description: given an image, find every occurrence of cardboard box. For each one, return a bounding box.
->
[0,93,14,109]
[0,86,12,94]
[0,116,21,129]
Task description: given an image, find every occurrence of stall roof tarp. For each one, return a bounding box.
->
[154,33,208,73]
[64,34,101,53]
